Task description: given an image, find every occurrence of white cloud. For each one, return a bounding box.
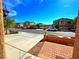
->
[13,0,25,6]
[2,0,45,16]
[9,10,17,16]
[2,0,23,16]
[2,0,23,8]
[2,1,14,8]
[2,0,32,16]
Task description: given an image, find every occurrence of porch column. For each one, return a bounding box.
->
[72,9,79,59]
[0,0,5,59]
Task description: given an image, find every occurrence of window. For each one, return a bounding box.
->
[59,20,65,25]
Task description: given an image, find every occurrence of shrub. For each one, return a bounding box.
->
[10,30,18,34]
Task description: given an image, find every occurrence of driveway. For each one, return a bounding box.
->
[4,32,43,59]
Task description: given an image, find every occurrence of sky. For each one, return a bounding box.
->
[2,0,79,24]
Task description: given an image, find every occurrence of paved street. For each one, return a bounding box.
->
[17,29,75,37]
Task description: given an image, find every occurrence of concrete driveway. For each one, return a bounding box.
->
[4,32,43,59]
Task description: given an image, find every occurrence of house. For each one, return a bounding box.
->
[53,18,73,31]
[36,23,47,29]
[72,17,77,29]
[23,22,36,29]
[15,23,24,28]
[15,22,36,29]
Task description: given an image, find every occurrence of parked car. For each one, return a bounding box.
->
[69,29,75,32]
[47,28,58,31]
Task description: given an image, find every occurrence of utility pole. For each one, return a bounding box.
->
[72,9,79,59]
[0,0,5,59]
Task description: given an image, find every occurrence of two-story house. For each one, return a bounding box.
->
[53,18,73,31]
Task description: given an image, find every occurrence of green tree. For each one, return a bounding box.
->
[54,24,59,29]
[4,17,15,28]
[4,17,15,34]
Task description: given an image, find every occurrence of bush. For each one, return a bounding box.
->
[10,30,18,34]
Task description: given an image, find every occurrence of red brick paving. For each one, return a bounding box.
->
[28,41,73,59]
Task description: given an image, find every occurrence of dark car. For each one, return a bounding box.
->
[69,29,75,32]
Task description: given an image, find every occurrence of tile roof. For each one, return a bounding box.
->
[28,41,73,59]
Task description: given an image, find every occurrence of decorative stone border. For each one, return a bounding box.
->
[43,35,75,45]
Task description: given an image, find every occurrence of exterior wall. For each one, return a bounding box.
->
[23,22,36,29]
[72,17,77,29]
[15,23,24,28]
[23,22,29,28]
[53,18,73,30]
[36,23,48,29]
[15,22,36,29]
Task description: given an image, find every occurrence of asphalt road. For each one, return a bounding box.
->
[16,29,45,34]
[16,29,75,37]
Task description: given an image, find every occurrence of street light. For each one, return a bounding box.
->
[3,7,9,34]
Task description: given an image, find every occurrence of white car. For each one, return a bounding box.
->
[47,28,58,31]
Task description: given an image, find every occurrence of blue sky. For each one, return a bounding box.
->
[2,0,79,24]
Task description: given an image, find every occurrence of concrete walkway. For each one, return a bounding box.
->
[4,32,43,59]
[46,31,75,37]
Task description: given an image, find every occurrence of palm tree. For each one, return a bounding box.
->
[4,17,15,34]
